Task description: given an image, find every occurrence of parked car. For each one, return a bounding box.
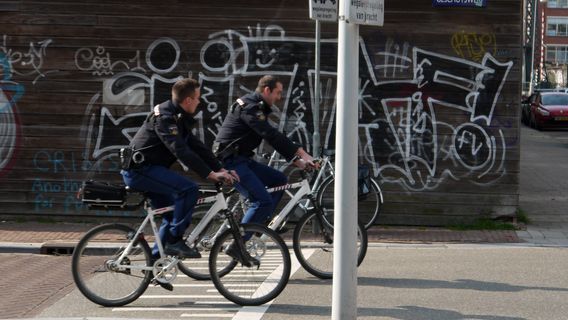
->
[528,92,568,130]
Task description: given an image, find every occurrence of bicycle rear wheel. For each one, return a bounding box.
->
[292,211,368,279]
[71,224,152,307]
[177,210,237,280]
[316,175,382,229]
[209,224,291,306]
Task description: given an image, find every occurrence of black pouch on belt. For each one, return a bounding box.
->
[119,147,134,170]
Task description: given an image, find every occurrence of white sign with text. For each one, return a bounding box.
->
[348,0,384,26]
[309,0,338,22]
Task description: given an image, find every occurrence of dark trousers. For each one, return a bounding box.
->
[121,165,199,257]
[223,156,288,225]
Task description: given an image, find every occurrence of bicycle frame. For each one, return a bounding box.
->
[112,189,229,272]
[266,179,311,232]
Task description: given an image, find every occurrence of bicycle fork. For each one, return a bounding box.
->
[223,210,260,269]
[306,193,334,245]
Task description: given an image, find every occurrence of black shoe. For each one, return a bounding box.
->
[224,243,240,261]
[164,240,202,259]
[224,243,258,268]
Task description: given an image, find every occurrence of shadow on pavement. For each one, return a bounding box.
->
[357,276,568,293]
[266,303,526,320]
[288,276,568,293]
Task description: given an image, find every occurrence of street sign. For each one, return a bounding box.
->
[348,0,384,26]
[432,0,487,7]
[309,0,338,22]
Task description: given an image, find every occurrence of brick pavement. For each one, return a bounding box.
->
[0,254,74,319]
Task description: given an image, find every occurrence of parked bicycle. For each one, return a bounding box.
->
[72,181,291,307]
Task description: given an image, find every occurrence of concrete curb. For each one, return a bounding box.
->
[1,238,567,256]
[0,242,42,254]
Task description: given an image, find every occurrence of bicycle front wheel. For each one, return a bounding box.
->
[293,211,368,279]
[209,224,291,306]
[71,224,152,307]
[316,175,383,229]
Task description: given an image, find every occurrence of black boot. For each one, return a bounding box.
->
[224,242,258,268]
[164,240,202,259]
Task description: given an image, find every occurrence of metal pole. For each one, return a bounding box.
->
[313,20,322,158]
[529,0,537,93]
[332,0,358,319]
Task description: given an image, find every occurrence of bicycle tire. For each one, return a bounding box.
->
[292,211,368,279]
[71,224,152,307]
[316,175,383,229]
[209,224,291,306]
[177,210,237,280]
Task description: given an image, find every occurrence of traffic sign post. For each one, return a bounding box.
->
[332,1,383,319]
[309,0,338,158]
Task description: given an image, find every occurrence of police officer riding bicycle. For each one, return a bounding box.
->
[121,78,239,263]
[214,75,318,226]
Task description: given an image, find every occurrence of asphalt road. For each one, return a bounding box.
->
[35,245,568,320]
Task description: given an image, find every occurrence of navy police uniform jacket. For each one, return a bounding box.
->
[215,92,298,161]
[130,100,222,178]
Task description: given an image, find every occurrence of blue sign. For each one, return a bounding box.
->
[433,0,486,7]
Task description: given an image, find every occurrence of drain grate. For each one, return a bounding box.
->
[40,242,75,255]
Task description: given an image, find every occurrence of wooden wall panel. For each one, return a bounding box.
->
[0,0,522,225]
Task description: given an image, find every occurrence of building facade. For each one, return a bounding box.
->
[529,0,568,88]
[0,0,522,225]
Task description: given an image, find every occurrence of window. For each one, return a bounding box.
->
[549,0,568,8]
[542,94,568,105]
[546,46,568,63]
[547,17,568,36]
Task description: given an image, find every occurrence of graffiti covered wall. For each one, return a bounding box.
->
[0,0,521,225]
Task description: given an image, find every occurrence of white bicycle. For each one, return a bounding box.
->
[72,181,291,307]
[181,162,369,280]
[266,149,384,230]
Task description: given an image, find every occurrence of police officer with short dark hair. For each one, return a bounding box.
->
[121,78,239,262]
[214,75,317,226]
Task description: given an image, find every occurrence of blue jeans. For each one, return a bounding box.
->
[121,165,199,257]
[223,156,288,225]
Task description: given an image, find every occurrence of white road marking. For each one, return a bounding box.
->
[231,250,314,320]
[138,294,223,299]
[112,250,313,320]
[112,307,238,312]
[181,314,235,318]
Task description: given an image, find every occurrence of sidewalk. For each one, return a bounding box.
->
[0,220,522,255]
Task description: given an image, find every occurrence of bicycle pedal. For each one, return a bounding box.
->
[152,280,174,291]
